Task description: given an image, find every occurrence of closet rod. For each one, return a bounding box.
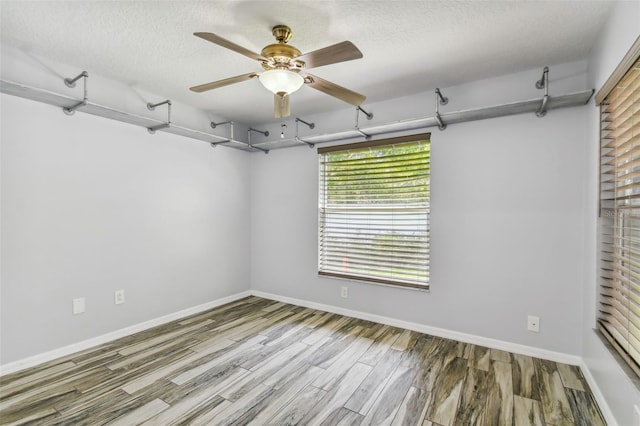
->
[1,79,593,153]
[253,89,594,150]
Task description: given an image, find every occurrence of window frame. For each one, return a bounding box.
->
[317,133,431,290]
[596,36,640,378]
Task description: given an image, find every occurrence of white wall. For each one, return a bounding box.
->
[250,62,590,356]
[583,2,640,425]
[1,94,251,364]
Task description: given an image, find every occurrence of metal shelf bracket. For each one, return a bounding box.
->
[209,121,234,148]
[248,127,270,154]
[355,106,374,139]
[434,88,448,130]
[535,66,549,117]
[146,100,172,134]
[295,117,315,148]
[62,71,88,115]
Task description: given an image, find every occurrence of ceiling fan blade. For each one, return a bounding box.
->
[274,93,291,118]
[194,32,266,62]
[295,41,363,69]
[190,72,258,93]
[304,74,366,106]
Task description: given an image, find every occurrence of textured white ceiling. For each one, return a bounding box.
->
[0,1,613,124]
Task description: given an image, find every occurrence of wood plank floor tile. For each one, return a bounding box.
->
[565,388,606,426]
[360,365,417,426]
[360,326,403,366]
[119,319,213,356]
[401,334,435,369]
[467,345,491,371]
[244,364,324,425]
[413,338,458,392]
[453,367,489,425]
[0,361,76,399]
[513,395,545,426]
[344,349,403,414]
[512,353,541,400]
[425,357,467,426]
[140,368,249,425]
[105,398,170,426]
[484,361,514,426]
[302,362,372,426]
[322,406,365,425]
[392,329,420,351]
[390,385,430,426]
[557,363,586,391]
[186,399,233,426]
[267,384,327,425]
[0,297,607,426]
[312,333,375,391]
[490,348,511,363]
[536,358,575,426]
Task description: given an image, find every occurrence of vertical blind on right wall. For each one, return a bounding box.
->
[598,53,640,377]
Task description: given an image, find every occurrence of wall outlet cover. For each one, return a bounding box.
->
[341,287,348,298]
[72,297,85,315]
[527,315,540,332]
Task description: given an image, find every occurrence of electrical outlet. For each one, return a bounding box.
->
[527,315,540,332]
[114,289,125,305]
[72,297,85,315]
[341,286,348,298]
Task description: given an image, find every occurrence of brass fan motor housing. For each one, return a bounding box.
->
[260,43,302,70]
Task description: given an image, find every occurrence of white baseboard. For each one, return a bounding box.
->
[251,290,582,366]
[0,291,251,376]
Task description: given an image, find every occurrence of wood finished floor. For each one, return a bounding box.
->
[0,296,605,426]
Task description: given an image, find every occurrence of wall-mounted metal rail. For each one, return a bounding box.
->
[1,65,594,154]
[253,88,594,151]
[0,79,261,151]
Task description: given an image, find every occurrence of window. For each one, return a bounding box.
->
[318,134,430,289]
[598,51,640,377]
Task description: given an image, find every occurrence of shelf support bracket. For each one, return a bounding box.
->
[248,127,270,154]
[147,100,172,134]
[295,117,315,148]
[209,121,233,147]
[434,88,448,130]
[62,71,88,115]
[535,66,549,117]
[355,106,373,139]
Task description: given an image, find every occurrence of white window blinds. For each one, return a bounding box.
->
[598,54,640,377]
[318,134,430,289]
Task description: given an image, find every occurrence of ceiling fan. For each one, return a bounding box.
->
[189,25,366,118]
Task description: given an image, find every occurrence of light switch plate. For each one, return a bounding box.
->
[114,289,125,305]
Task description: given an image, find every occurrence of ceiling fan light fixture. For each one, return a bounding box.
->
[259,69,304,95]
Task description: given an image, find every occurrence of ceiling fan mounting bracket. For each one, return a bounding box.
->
[272,25,293,44]
[260,44,302,70]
